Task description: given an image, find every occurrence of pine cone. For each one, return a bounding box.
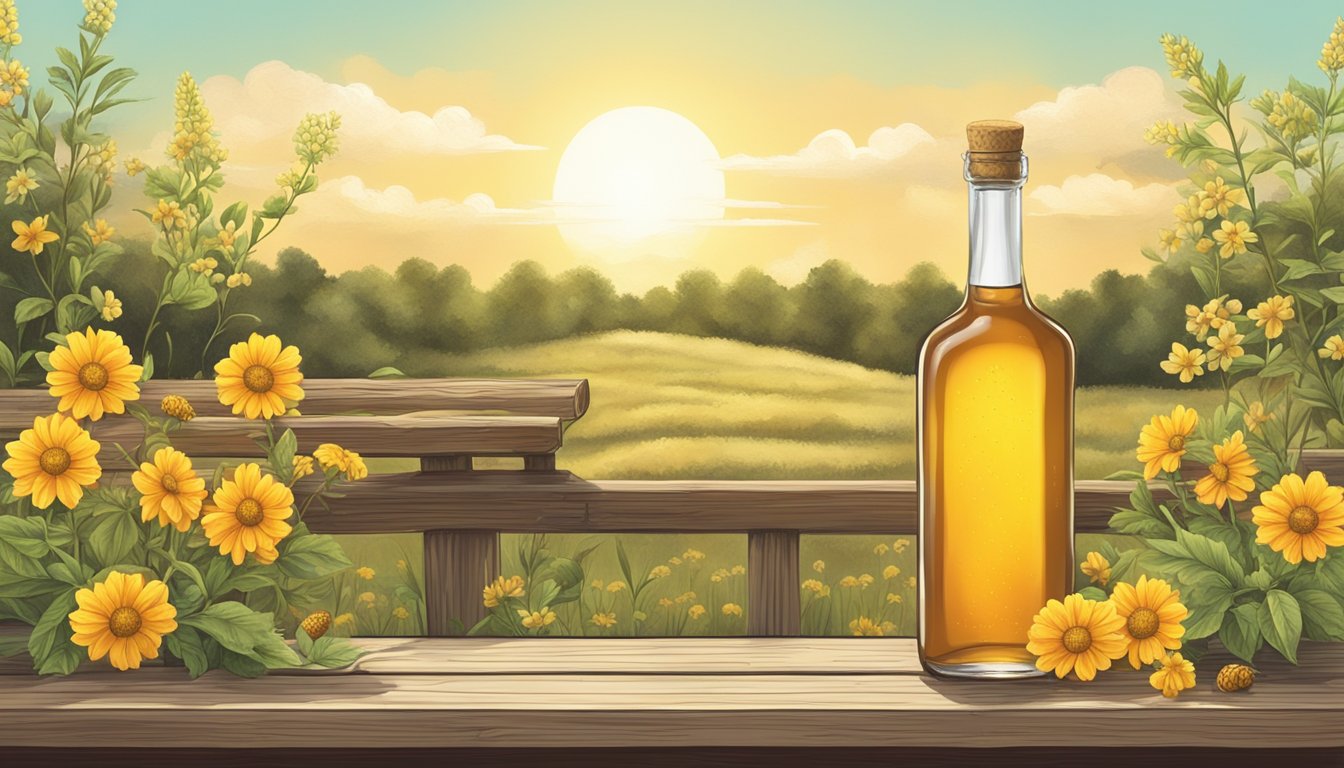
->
[300,610,332,640]
[1216,663,1255,692]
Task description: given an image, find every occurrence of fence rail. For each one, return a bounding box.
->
[3,377,1340,638]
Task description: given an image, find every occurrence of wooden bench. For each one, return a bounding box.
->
[1,378,1341,762]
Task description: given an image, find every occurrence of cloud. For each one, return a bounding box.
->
[1027,173,1177,217]
[201,61,541,160]
[719,123,936,178]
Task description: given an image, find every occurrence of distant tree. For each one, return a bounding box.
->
[790,260,875,360]
[718,267,793,346]
[668,270,725,337]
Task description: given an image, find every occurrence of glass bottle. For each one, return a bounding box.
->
[917,120,1074,679]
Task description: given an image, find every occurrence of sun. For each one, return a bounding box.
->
[553,106,725,259]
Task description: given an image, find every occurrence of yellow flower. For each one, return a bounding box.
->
[883,565,900,580]
[225,272,252,289]
[291,454,314,482]
[801,578,824,593]
[217,220,238,248]
[1196,177,1247,219]
[1026,593,1127,681]
[202,463,294,565]
[68,571,176,671]
[905,576,917,589]
[1243,401,1272,433]
[658,597,674,608]
[0,58,27,92]
[358,591,376,605]
[675,591,696,605]
[1160,33,1203,79]
[83,0,116,34]
[1136,405,1198,480]
[1204,296,1240,331]
[1267,91,1318,141]
[333,612,355,628]
[649,565,672,580]
[1110,575,1188,669]
[1172,194,1202,224]
[132,447,207,533]
[356,566,375,581]
[667,556,682,566]
[2,413,101,509]
[1143,119,1180,148]
[590,579,604,590]
[99,289,122,322]
[1160,342,1206,383]
[591,612,617,628]
[606,580,626,593]
[721,602,742,617]
[190,256,218,274]
[886,593,902,605]
[857,573,875,588]
[1194,430,1258,507]
[11,214,58,255]
[873,542,890,556]
[313,443,368,481]
[688,604,706,619]
[849,617,886,636]
[710,568,728,583]
[682,548,706,562]
[517,607,557,630]
[1195,237,1214,254]
[0,0,19,46]
[1157,227,1182,254]
[731,564,745,575]
[483,575,525,608]
[45,327,142,421]
[393,606,410,620]
[4,166,37,203]
[151,199,186,229]
[1321,17,1344,73]
[214,332,305,420]
[893,538,910,553]
[812,559,825,573]
[1149,652,1196,698]
[1205,323,1245,373]
[124,157,146,176]
[1212,219,1257,258]
[1320,335,1344,361]
[1253,471,1344,564]
[1080,551,1111,587]
[1246,295,1293,340]
[159,394,195,421]
[294,111,341,164]
[168,72,226,164]
[839,575,859,588]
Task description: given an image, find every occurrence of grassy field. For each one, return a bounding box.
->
[329,331,1218,637]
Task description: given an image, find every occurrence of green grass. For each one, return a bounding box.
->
[331,331,1215,636]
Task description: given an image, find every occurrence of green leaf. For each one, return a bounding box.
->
[1179,577,1234,639]
[181,601,300,669]
[14,296,53,324]
[1077,586,1108,602]
[1258,589,1303,664]
[269,428,298,479]
[368,366,406,379]
[1293,588,1344,641]
[219,201,248,230]
[305,636,362,669]
[28,589,81,675]
[86,510,141,566]
[1320,286,1344,304]
[1219,603,1263,662]
[0,515,50,559]
[1108,509,1173,538]
[276,533,352,581]
[165,626,210,678]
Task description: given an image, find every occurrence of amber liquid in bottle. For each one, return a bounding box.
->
[917,126,1074,679]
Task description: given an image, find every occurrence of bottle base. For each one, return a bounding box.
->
[922,659,1044,679]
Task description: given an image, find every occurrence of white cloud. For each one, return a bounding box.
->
[1015,67,1182,163]
[202,61,541,160]
[1028,173,1177,217]
[720,123,936,178]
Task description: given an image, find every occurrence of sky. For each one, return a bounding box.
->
[16,1,1344,294]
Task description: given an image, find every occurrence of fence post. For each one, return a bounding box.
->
[747,530,800,636]
[420,455,498,636]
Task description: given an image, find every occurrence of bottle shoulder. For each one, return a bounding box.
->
[920,299,1074,362]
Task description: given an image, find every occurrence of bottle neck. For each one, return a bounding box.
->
[965,155,1026,289]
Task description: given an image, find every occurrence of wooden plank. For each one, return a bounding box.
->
[300,475,1151,534]
[0,378,590,420]
[0,639,1340,748]
[421,456,473,472]
[424,530,499,637]
[748,531,799,635]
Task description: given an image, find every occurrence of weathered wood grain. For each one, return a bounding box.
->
[298,474,1151,534]
[0,638,1340,748]
[424,530,499,637]
[748,531,799,635]
[0,378,590,420]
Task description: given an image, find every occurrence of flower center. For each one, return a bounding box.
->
[38,447,71,476]
[242,364,274,393]
[1209,462,1230,482]
[1127,607,1160,639]
[1288,505,1320,534]
[108,606,141,638]
[77,361,109,391]
[1061,626,1092,654]
[160,473,179,493]
[1167,435,1185,451]
[236,498,265,526]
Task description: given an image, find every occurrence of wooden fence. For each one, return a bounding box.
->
[2,378,1341,637]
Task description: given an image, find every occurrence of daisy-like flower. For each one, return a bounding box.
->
[1196,177,1247,219]
[312,443,368,481]
[98,290,122,322]
[1157,228,1183,254]
[11,214,58,255]
[1252,471,1344,564]
[1195,237,1215,254]
[1194,430,1258,507]
[688,604,706,619]
[1110,575,1188,669]
[67,571,176,671]
[649,565,672,579]
[1320,334,1344,361]
[4,166,37,203]
[356,566,375,581]
[201,463,294,565]
[1184,304,1214,340]
[124,157,146,176]
[214,332,305,420]
[483,575,525,608]
[45,328,142,421]
[606,580,626,593]
[150,199,186,229]
[2,413,101,509]
[131,447,208,532]
[1080,551,1111,586]
[517,607,556,630]
[1212,219,1257,258]
[1026,593,1127,681]
[849,617,888,636]
[591,612,617,628]
[722,603,743,617]
[1161,342,1206,383]
[1247,295,1294,340]
[1243,401,1273,433]
[1205,322,1245,372]
[83,218,115,245]
[1136,405,1199,480]
[1149,652,1196,698]
[883,565,900,580]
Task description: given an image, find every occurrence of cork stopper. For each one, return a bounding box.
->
[966,119,1025,181]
